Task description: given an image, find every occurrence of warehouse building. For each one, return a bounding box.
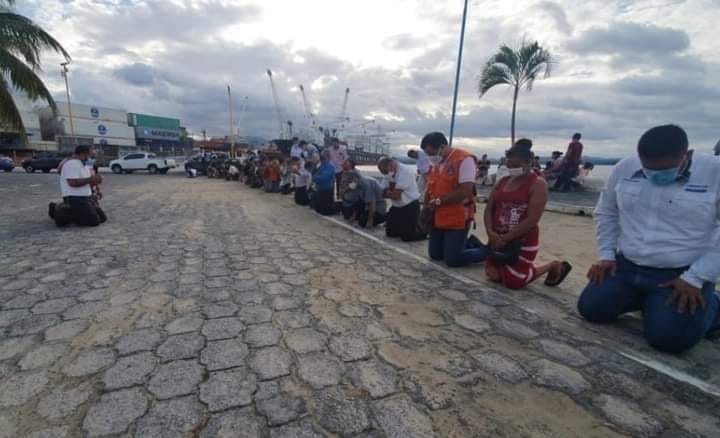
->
[128,113,190,153]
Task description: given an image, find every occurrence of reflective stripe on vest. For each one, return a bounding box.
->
[427,148,477,230]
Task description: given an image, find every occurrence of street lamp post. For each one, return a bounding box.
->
[60,62,75,144]
[448,0,469,147]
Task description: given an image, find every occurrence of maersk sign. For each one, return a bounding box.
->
[134,126,180,141]
[127,113,180,131]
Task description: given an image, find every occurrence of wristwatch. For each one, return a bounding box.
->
[433,198,442,207]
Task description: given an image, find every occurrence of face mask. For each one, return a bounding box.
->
[644,167,679,186]
[428,155,442,166]
[348,182,358,190]
[506,167,526,178]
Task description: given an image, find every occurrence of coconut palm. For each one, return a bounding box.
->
[1,0,70,133]
[479,40,552,146]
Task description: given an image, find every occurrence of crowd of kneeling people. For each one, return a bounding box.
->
[47,125,720,355]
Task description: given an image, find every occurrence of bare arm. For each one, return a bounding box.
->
[67,176,100,188]
[438,182,474,205]
[502,178,548,242]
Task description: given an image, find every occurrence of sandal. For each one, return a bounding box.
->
[544,261,572,287]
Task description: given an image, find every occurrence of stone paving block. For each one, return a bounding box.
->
[537,339,590,367]
[372,395,435,438]
[63,348,116,377]
[265,282,293,296]
[314,386,371,436]
[135,395,205,438]
[237,291,265,305]
[257,395,306,426]
[0,335,36,360]
[655,400,720,438]
[338,303,370,318]
[82,388,148,436]
[530,359,591,395]
[238,304,273,324]
[272,296,303,311]
[255,380,281,401]
[453,314,491,334]
[274,311,312,329]
[581,345,647,375]
[62,301,106,320]
[18,343,68,370]
[157,332,205,361]
[494,319,539,340]
[116,328,164,355]
[165,313,204,334]
[245,323,283,348]
[0,370,49,407]
[148,360,205,399]
[44,319,89,342]
[10,314,61,336]
[103,352,158,389]
[444,355,476,377]
[329,335,373,361]
[365,321,393,341]
[438,289,469,302]
[297,353,345,389]
[202,317,245,340]
[4,294,43,309]
[201,338,250,371]
[351,360,399,399]
[469,350,528,383]
[200,368,257,411]
[269,420,327,438]
[200,408,263,438]
[204,301,239,318]
[37,385,92,420]
[593,394,663,436]
[31,298,76,315]
[27,426,70,438]
[285,328,328,354]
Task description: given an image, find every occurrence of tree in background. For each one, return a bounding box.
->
[0,0,70,134]
[479,41,552,147]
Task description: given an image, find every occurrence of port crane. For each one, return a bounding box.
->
[267,69,288,139]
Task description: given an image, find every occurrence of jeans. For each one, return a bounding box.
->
[429,225,489,267]
[577,255,720,354]
[53,197,105,227]
[294,187,310,206]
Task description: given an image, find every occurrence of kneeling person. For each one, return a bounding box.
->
[344,174,387,228]
[578,125,720,354]
[49,145,105,227]
[378,157,425,241]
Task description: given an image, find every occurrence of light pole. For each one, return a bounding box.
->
[60,62,75,143]
[227,85,234,157]
[448,0,469,147]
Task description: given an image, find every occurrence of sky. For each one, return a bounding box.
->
[14,0,720,157]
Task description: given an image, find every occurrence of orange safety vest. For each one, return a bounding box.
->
[427,148,477,230]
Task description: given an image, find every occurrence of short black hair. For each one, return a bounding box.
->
[572,133,582,140]
[506,138,534,161]
[637,124,688,160]
[420,132,448,151]
[75,145,90,155]
[299,140,308,146]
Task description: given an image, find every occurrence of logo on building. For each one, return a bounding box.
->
[99,139,108,145]
[90,107,99,118]
[97,124,107,135]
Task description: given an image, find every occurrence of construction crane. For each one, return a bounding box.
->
[338,88,350,136]
[298,85,316,128]
[267,69,286,138]
[236,96,248,138]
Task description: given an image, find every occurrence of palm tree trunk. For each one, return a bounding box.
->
[510,84,519,147]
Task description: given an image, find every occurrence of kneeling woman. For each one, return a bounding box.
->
[484,139,572,289]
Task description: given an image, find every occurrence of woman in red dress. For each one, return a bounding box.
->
[484,139,572,289]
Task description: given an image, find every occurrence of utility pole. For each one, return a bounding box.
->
[60,62,75,144]
[202,129,207,152]
[448,0,469,147]
[228,85,234,157]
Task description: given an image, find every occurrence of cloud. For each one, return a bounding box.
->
[535,1,573,35]
[113,63,156,87]
[383,33,429,50]
[567,22,690,55]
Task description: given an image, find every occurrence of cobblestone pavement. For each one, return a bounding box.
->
[1,172,719,437]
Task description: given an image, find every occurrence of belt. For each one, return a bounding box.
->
[618,254,689,272]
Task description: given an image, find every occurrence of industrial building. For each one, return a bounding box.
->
[128,113,184,152]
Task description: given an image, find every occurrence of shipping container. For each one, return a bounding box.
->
[59,119,135,140]
[55,102,128,124]
[127,113,180,130]
[93,137,135,146]
[134,126,180,141]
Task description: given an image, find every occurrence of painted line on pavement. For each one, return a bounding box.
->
[319,214,720,399]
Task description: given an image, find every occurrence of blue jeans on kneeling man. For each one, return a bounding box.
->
[429,225,488,268]
[577,255,720,354]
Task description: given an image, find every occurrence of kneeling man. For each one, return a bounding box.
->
[49,145,105,227]
[578,125,720,353]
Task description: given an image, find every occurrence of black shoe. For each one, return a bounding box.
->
[48,202,56,219]
[466,234,484,249]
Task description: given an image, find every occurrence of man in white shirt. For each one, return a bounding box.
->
[379,157,425,241]
[289,157,311,206]
[327,138,348,197]
[578,125,720,354]
[300,141,319,172]
[290,137,303,159]
[407,149,430,197]
[49,145,105,227]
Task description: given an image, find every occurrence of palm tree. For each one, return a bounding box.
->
[479,40,552,146]
[0,0,70,134]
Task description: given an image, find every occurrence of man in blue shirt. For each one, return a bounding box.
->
[578,125,720,353]
[312,150,337,215]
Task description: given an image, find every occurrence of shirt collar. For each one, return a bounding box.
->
[632,157,692,183]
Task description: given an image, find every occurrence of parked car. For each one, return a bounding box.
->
[22,153,65,173]
[184,153,228,177]
[0,156,14,172]
[110,153,177,174]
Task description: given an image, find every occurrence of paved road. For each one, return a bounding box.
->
[0,172,718,437]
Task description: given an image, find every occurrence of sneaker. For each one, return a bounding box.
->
[48,202,55,219]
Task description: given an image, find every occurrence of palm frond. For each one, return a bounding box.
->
[0,47,56,107]
[479,63,513,96]
[0,11,70,67]
[516,40,552,91]
[0,75,25,132]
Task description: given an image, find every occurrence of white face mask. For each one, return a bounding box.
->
[506,167,527,178]
[428,155,442,166]
[348,182,358,190]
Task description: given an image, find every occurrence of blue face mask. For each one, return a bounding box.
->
[643,167,680,186]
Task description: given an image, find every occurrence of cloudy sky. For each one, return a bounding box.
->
[16,0,720,157]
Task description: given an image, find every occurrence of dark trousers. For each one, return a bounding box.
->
[429,225,488,267]
[335,173,343,198]
[314,190,337,215]
[53,197,106,227]
[386,200,425,241]
[281,184,293,195]
[577,255,720,354]
[294,187,310,206]
[553,164,578,192]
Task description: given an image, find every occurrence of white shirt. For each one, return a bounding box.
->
[290,144,303,159]
[416,149,430,175]
[382,162,421,208]
[60,159,91,197]
[594,154,720,288]
[292,168,312,188]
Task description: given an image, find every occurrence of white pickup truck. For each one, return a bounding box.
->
[110,153,176,174]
